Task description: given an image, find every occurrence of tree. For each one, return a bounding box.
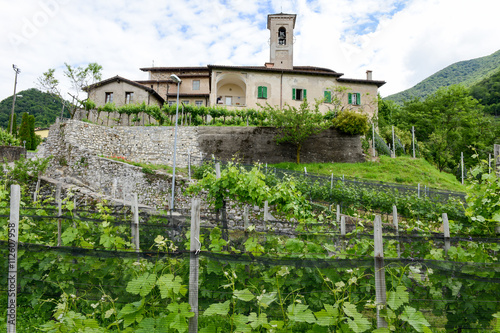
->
[18,113,31,149]
[395,85,495,172]
[262,99,330,164]
[377,95,401,129]
[37,63,102,118]
[7,113,17,137]
[28,114,36,150]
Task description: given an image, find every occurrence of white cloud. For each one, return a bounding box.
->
[1,0,499,102]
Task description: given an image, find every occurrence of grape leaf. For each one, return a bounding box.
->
[233,288,255,302]
[203,301,230,316]
[126,273,156,297]
[387,285,409,310]
[400,306,431,332]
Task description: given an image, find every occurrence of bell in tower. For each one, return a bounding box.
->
[278,27,286,45]
[267,13,296,70]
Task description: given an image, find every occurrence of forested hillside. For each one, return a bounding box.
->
[0,88,69,129]
[470,68,500,117]
[378,85,499,175]
[385,49,500,103]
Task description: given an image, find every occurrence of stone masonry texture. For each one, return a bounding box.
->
[40,119,363,210]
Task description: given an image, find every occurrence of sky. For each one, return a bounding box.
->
[1,0,500,101]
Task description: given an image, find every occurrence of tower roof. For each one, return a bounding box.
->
[267,13,297,29]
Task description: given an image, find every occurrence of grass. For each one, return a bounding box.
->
[271,156,465,192]
[103,155,189,177]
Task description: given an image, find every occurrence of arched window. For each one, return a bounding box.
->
[278,27,286,45]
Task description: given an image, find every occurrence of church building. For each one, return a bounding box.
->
[85,13,385,118]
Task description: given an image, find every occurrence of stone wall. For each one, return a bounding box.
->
[43,119,363,168]
[40,119,363,210]
[43,119,199,168]
[0,146,26,162]
[41,121,190,210]
[197,126,363,164]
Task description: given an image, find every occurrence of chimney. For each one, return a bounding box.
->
[366,70,373,81]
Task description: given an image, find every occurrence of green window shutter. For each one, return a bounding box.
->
[324,91,331,103]
[263,86,268,98]
[357,93,361,105]
[348,93,352,104]
[303,89,307,100]
[292,88,296,100]
[258,86,263,98]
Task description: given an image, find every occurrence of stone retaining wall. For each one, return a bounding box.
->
[0,146,26,162]
[43,119,363,168]
[39,119,364,212]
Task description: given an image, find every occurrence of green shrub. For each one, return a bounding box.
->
[0,127,20,146]
[0,156,51,186]
[141,166,155,175]
[84,99,96,110]
[331,110,370,135]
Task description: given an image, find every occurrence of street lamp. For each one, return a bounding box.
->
[170,74,182,212]
[10,64,21,134]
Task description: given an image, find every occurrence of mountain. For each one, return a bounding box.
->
[0,88,69,129]
[385,49,500,103]
[470,68,500,117]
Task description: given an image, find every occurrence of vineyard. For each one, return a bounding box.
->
[1,161,500,332]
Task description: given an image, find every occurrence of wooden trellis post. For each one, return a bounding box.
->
[442,213,450,255]
[244,206,249,230]
[495,144,500,177]
[132,193,140,252]
[393,205,401,258]
[188,149,191,181]
[33,172,41,202]
[374,215,388,328]
[56,183,62,247]
[7,185,20,333]
[340,215,346,251]
[215,163,228,242]
[189,198,201,333]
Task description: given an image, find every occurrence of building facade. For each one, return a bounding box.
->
[84,13,385,118]
[84,76,164,108]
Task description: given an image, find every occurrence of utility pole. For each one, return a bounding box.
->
[9,65,21,134]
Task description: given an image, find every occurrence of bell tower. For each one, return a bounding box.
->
[267,13,296,70]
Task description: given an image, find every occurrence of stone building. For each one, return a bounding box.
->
[84,13,385,117]
[84,75,164,108]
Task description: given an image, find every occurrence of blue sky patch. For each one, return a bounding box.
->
[342,1,408,38]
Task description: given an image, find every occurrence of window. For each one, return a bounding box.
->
[195,100,203,106]
[278,27,286,45]
[168,101,175,106]
[257,86,268,99]
[125,92,133,104]
[182,100,189,105]
[324,90,332,103]
[105,92,113,104]
[348,93,361,105]
[292,88,307,101]
[192,80,200,91]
